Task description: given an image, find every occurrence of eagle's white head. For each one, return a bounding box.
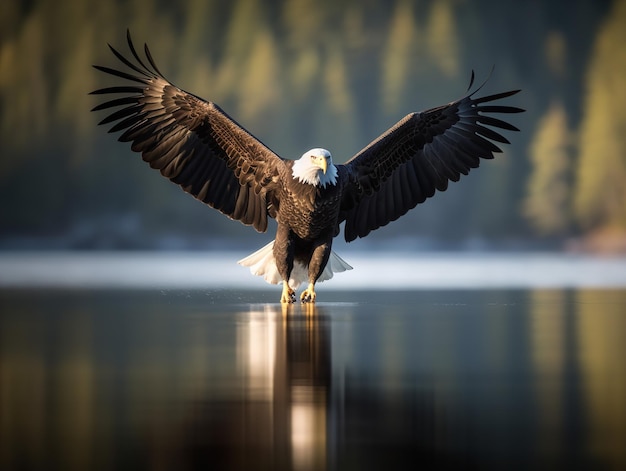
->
[292,148,338,188]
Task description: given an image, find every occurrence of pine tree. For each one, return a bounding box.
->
[575,0,626,231]
[524,102,572,235]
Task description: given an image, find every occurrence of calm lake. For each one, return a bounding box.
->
[1,254,626,470]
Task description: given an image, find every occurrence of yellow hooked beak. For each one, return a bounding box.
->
[315,156,328,174]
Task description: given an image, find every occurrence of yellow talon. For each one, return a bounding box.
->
[300,283,317,303]
[281,281,296,303]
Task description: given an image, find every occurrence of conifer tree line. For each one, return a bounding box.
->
[0,0,621,247]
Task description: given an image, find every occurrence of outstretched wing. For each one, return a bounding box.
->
[338,73,524,242]
[90,31,285,233]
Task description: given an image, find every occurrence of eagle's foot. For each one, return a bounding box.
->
[281,282,296,304]
[300,283,317,303]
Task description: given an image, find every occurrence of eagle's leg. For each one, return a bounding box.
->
[301,238,331,304]
[275,224,297,303]
[281,281,296,304]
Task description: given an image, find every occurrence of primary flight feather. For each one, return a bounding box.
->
[91,31,524,303]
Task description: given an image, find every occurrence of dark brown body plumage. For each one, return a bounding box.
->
[274,163,344,285]
[278,162,343,240]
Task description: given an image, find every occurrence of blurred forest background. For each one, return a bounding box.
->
[1,0,625,251]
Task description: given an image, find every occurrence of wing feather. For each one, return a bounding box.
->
[400,160,418,204]
[340,75,523,242]
[474,105,524,114]
[232,184,249,221]
[413,154,437,199]
[475,115,520,131]
[90,31,284,232]
[97,104,142,126]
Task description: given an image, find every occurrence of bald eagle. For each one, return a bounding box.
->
[91,31,523,303]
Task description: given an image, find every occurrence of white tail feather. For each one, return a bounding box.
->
[237,240,353,290]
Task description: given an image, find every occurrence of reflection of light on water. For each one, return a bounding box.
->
[237,306,277,401]
[0,311,97,471]
[236,304,329,470]
[0,317,48,469]
[55,313,94,471]
[290,386,326,471]
[530,290,567,454]
[577,291,626,468]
